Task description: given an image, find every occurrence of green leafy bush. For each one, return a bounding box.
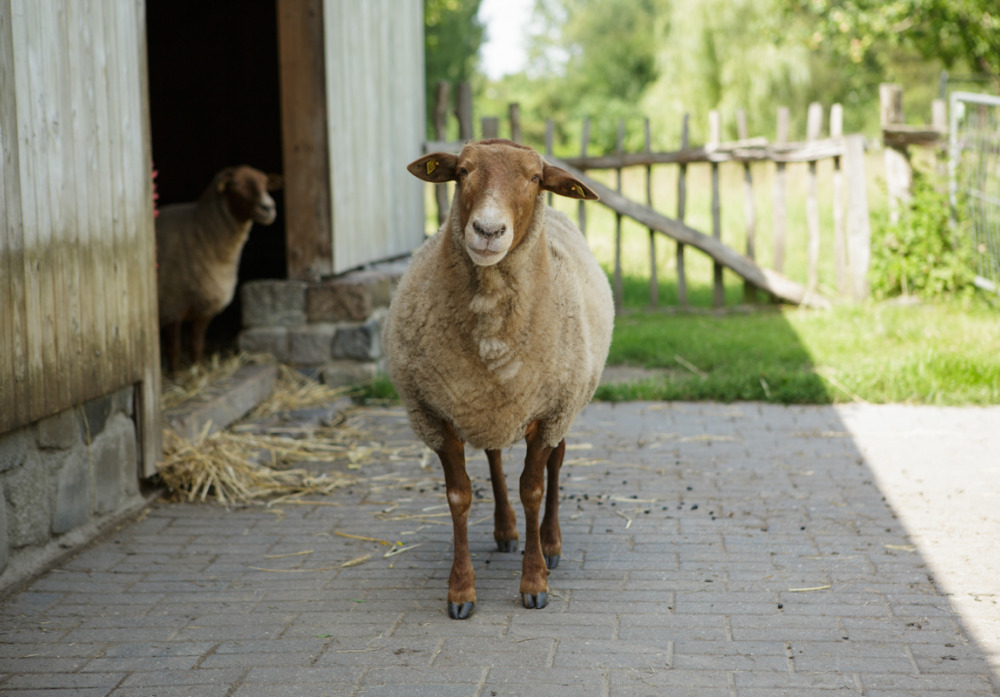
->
[870,172,974,300]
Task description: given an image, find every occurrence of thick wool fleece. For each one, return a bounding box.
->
[155,173,254,327]
[385,194,614,453]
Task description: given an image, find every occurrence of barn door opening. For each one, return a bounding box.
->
[145,0,286,356]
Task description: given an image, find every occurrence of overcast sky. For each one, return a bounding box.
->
[478,0,534,80]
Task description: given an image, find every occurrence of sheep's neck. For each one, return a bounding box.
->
[467,241,548,383]
[195,193,253,264]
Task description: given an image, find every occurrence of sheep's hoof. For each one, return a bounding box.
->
[521,592,548,610]
[545,554,560,569]
[448,601,475,620]
[496,539,519,553]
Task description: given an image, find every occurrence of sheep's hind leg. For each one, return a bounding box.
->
[540,439,565,569]
[519,423,554,610]
[486,449,519,553]
[438,424,476,619]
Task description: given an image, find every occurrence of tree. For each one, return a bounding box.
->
[787,0,999,85]
[424,0,485,138]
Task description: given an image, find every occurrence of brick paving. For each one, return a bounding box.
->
[1,401,998,696]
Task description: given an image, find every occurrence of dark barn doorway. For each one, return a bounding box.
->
[146,0,286,358]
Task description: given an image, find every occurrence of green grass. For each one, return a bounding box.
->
[598,292,1000,405]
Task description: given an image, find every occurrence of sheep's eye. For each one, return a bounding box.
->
[458,167,469,178]
[531,174,541,184]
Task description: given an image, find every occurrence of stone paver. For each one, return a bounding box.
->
[1,402,998,696]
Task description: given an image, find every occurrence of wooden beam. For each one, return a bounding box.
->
[278,0,332,281]
[551,158,830,309]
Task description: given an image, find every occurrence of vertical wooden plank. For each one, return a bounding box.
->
[613,119,624,314]
[830,103,847,296]
[805,101,822,295]
[709,109,724,308]
[19,1,56,417]
[0,0,29,429]
[880,83,911,224]
[577,117,590,236]
[844,134,871,301]
[132,0,162,475]
[644,117,658,308]
[676,112,689,308]
[737,109,756,303]
[772,106,789,275]
[509,102,521,143]
[278,0,333,281]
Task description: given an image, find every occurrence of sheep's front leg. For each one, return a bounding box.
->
[190,317,211,366]
[486,449,519,553]
[437,425,476,619]
[540,439,565,569]
[520,424,554,609]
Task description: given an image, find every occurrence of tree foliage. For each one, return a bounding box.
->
[787,0,999,83]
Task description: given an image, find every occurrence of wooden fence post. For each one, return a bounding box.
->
[509,103,522,143]
[773,106,790,276]
[645,117,658,308]
[578,117,591,236]
[677,113,689,308]
[433,81,450,226]
[844,134,871,300]
[806,102,823,295]
[456,81,473,141]
[481,116,499,139]
[830,104,847,295]
[737,109,757,303]
[709,110,724,308]
[880,83,911,224]
[613,119,625,313]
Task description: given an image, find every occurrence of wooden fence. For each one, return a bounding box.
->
[424,82,872,309]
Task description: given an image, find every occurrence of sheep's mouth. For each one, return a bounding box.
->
[253,205,277,225]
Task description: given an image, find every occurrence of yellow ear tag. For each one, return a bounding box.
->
[426,160,439,175]
[572,184,585,197]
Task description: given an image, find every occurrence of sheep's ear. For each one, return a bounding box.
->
[266,173,284,191]
[215,168,234,194]
[407,153,458,183]
[540,164,599,201]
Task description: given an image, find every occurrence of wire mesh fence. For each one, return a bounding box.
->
[949,91,1000,293]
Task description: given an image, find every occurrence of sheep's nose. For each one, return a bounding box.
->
[473,220,506,238]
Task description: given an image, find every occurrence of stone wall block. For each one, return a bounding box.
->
[92,413,139,516]
[241,280,308,328]
[6,451,51,548]
[331,308,387,361]
[52,448,91,535]
[0,429,28,474]
[35,409,81,451]
[289,324,337,366]
[238,326,290,362]
[0,486,8,574]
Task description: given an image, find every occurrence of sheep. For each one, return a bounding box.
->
[155,165,281,372]
[384,139,614,619]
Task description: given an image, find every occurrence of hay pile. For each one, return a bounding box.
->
[158,355,363,505]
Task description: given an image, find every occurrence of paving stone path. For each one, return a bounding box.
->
[2,401,998,696]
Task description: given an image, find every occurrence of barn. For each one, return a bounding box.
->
[0,0,425,589]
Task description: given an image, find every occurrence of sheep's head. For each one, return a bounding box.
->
[408,140,597,267]
[216,166,283,226]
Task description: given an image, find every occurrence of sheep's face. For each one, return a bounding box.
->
[408,140,598,267]
[217,166,283,226]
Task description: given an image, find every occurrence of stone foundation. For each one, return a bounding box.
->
[0,387,145,592]
[238,265,406,385]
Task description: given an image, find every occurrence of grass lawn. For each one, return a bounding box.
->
[599,293,1000,405]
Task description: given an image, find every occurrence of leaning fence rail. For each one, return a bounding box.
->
[949,91,1000,293]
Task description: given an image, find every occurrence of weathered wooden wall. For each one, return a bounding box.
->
[0,0,161,471]
[324,0,425,274]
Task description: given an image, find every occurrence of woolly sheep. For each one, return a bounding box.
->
[384,139,614,619]
[156,165,281,371]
